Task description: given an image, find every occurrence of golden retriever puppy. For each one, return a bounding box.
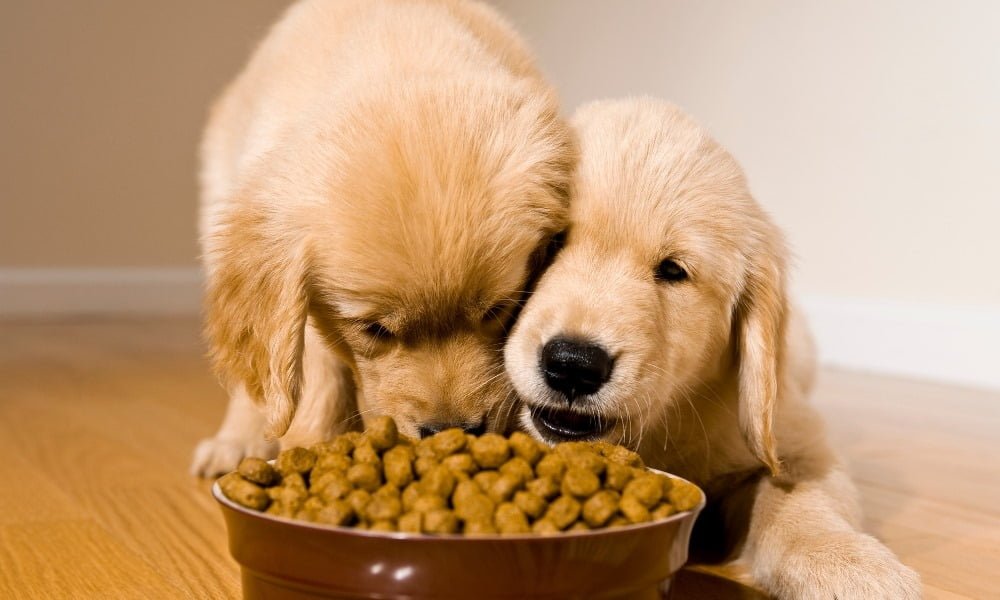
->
[191,0,573,476]
[504,98,920,598]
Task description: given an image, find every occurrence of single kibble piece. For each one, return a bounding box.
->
[237,457,278,486]
[464,520,498,536]
[582,490,620,527]
[431,428,467,457]
[534,453,567,479]
[316,499,355,526]
[454,492,495,523]
[651,503,677,520]
[623,475,663,508]
[398,511,423,533]
[414,456,439,478]
[346,489,372,516]
[470,433,510,469]
[316,472,353,503]
[374,483,401,498]
[562,467,601,498]
[383,446,415,487]
[488,473,522,503]
[606,445,644,468]
[423,509,459,534]
[531,519,561,535]
[495,502,530,534]
[266,485,305,516]
[411,494,447,514]
[314,452,353,475]
[569,521,591,532]
[325,436,356,456]
[508,432,544,466]
[619,494,651,523]
[472,470,501,491]
[452,479,484,506]
[415,438,437,459]
[526,475,560,501]
[281,472,308,492]
[544,495,581,530]
[604,462,634,491]
[365,494,402,521]
[401,483,421,512]
[369,520,397,532]
[667,479,701,512]
[441,453,478,477]
[499,457,534,486]
[656,473,673,498]
[220,473,270,511]
[367,415,399,451]
[353,443,382,468]
[420,465,457,498]
[607,515,630,528]
[347,462,382,492]
[565,451,606,476]
[513,491,546,520]
[276,447,316,476]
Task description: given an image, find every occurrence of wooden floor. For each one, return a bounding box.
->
[1,317,997,599]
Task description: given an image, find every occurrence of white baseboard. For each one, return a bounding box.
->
[800,295,1000,391]
[0,267,202,316]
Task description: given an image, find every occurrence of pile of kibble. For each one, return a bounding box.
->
[219,416,701,535]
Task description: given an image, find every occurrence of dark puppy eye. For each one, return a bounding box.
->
[362,321,394,340]
[655,258,688,283]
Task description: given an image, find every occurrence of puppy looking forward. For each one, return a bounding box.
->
[505,98,920,598]
[192,0,573,476]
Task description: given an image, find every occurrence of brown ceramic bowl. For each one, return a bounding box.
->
[213,470,705,600]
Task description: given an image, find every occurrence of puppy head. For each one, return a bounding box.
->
[505,98,786,474]
[205,78,573,439]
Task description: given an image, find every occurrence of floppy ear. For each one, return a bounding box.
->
[735,245,788,476]
[203,197,310,438]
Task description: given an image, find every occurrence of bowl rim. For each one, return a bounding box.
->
[212,466,706,542]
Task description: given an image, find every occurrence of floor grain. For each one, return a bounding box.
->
[1,317,996,599]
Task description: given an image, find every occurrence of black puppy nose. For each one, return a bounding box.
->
[418,420,487,439]
[541,338,613,402]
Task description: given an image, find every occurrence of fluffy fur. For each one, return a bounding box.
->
[504,98,921,599]
[191,0,573,476]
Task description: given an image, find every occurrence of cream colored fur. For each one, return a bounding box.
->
[191,0,573,476]
[505,98,921,599]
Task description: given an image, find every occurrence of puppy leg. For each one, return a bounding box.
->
[280,320,358,449]
[741,465,921,599]
[189,384,279,477]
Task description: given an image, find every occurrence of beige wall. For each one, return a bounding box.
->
[493,0,1000,308]
[0,1,288,268]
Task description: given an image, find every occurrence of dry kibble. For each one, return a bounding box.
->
[553,441,594,456]
[323,436,356,456]
[531,519,561,535]
[420,465,457,498]
[667,479,701,512]
[414,456,439,478]
[219,473,270,510]
[383,446,415,487]
[513,491,546,520]
[619,494,651,524]
[316,499,355,526]
[526,476,560,501]
[431,428,467,457]
[451,479,484,506]
[472,470,501,491]
[238,457,278,486]
[401,483,421,512]
[565,451,605,476]
[423,509,459,534]
[411,494,447,514]
[415,438,437,459]
[347,462,382,492]
[606,445,644,468]
[353,443,382,468]
[281,472,307,492]
[508,432,544,466]
[398,511,423,533]
[562,467,601,498]
[315,472,353,503]
[544,495,581,530]
[495,502,530,534]
[487,473,522,503]
[367,415,399,451]
[374,483,401,498]
[470,434,510,469]
[314,452,352,475]
[369,520,397,532]
[454,493,495,523]
[624,475,663,508]
[365,495,402,521]
[607,515,630,528]
[604,462,634,491]
[266,485,305,517]
[534,453,566,479]
[441,453,478,477]
[499,457,534,486]
[651,503,677,520]
[569,521,591,532]
[346,489,372,516]
[276,447,316,476]
[464,520,498,536]
[582,490,620,528]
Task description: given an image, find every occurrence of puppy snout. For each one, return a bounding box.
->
[418,419,487,439]
[541,337,613,403]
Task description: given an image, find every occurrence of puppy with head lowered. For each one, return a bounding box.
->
[191,0,573,476]
[505,99,920,598]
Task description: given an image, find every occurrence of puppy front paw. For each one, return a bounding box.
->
[767,532,921,600]
[189,436,279,478]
